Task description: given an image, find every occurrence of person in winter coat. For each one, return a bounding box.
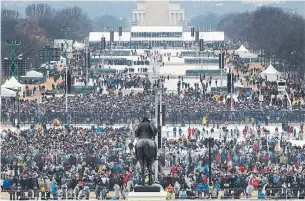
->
[40,184,46,200]
[33,185,39,200]
[196,183,203,198]
[51,182,57,199]
[67,188,74,200]
[83,185,90,199]
[3,177,11,190]
[45,177,52,191]
[9,183,16,200]
[126,180,133,192]
[113,184,121,199]
[38,177,45,188]
[178,127,182,137]
[74,184,80,200]
[174,181,181,198]
[95,185,101,200]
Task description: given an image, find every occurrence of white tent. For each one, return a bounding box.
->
[235,45,249,53]
[1,76,25,91]
[73,41,85,50]
[0,88,16,97]
[25,70,43,78]
[261,64,281,81]
[239,52,258,59]
[235,45,258,59]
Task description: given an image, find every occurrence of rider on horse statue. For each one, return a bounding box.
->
[135,113,158,161]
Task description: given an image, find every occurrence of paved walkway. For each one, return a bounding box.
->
[0,190,259,200]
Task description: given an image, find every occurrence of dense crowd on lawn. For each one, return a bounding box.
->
[2,84,305,126]
[234,61,305,110]
[1,123,305,199]
[97,74,152,90]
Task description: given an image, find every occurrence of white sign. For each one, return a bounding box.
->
[277,80,286,92]
[54,39,73,53]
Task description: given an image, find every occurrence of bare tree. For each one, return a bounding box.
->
[1,9,20,20]
[1,9,22,58]
[218,6,305,72]
[190,12,221,31]
[1,8,46,60]
[25,3,52,19]
[16,19,46,42]
[0,5,90,66]
[53,6,92,40]
[93,15,125,31]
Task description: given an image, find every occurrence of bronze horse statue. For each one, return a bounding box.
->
[134,116,158,185]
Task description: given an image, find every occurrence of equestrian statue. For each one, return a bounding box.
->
[134,114,158,185]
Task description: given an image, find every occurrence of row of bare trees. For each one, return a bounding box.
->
[217,6,305,73]
[1,4,92,65]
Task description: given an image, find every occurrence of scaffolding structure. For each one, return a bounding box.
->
[5,40,21,77]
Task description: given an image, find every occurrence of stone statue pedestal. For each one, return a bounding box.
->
[128,184,167,200]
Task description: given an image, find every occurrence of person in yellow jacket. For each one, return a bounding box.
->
[209,184,214,194]
[275,144,280,152]
[144,176,149,184]
[41,184,47,199]
[202,117,207,126]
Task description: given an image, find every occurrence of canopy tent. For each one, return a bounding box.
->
[238,51,258,59]
[2,76,25,91]
[24,70,44,78]
[235,45,249,53]
[261,64,281,81]
[20,70,46,84]
[73,41,85,50]
[0,87,16,97]
[235,45,258,59]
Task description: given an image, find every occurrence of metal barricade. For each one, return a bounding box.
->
[9,110,305,126]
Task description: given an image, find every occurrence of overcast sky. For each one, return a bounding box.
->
[1,1,305,19]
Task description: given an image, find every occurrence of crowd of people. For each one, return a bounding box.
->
[234,61,305,111]
[1,122,305,199]
[121,67,149,74]
[100,74,151,90]
[2,84,305,126]
[2,42,305,200]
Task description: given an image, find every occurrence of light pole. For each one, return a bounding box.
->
[153,65,165,183]
[230,68,233,111]
[12,88,20,127]
[84,37,89,86]
[61,27,71,124]
[220,48,223,87]
[64,67,69,114]
[0,59,2,127]
[154,82,159,182]
[207,137,214,185]
[17,88,20,126]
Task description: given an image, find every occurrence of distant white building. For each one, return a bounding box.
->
[89,0,224,48]
[89,26,224,48]
[132,0,185,26]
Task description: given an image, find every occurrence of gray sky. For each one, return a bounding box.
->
[1,1,305,19]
